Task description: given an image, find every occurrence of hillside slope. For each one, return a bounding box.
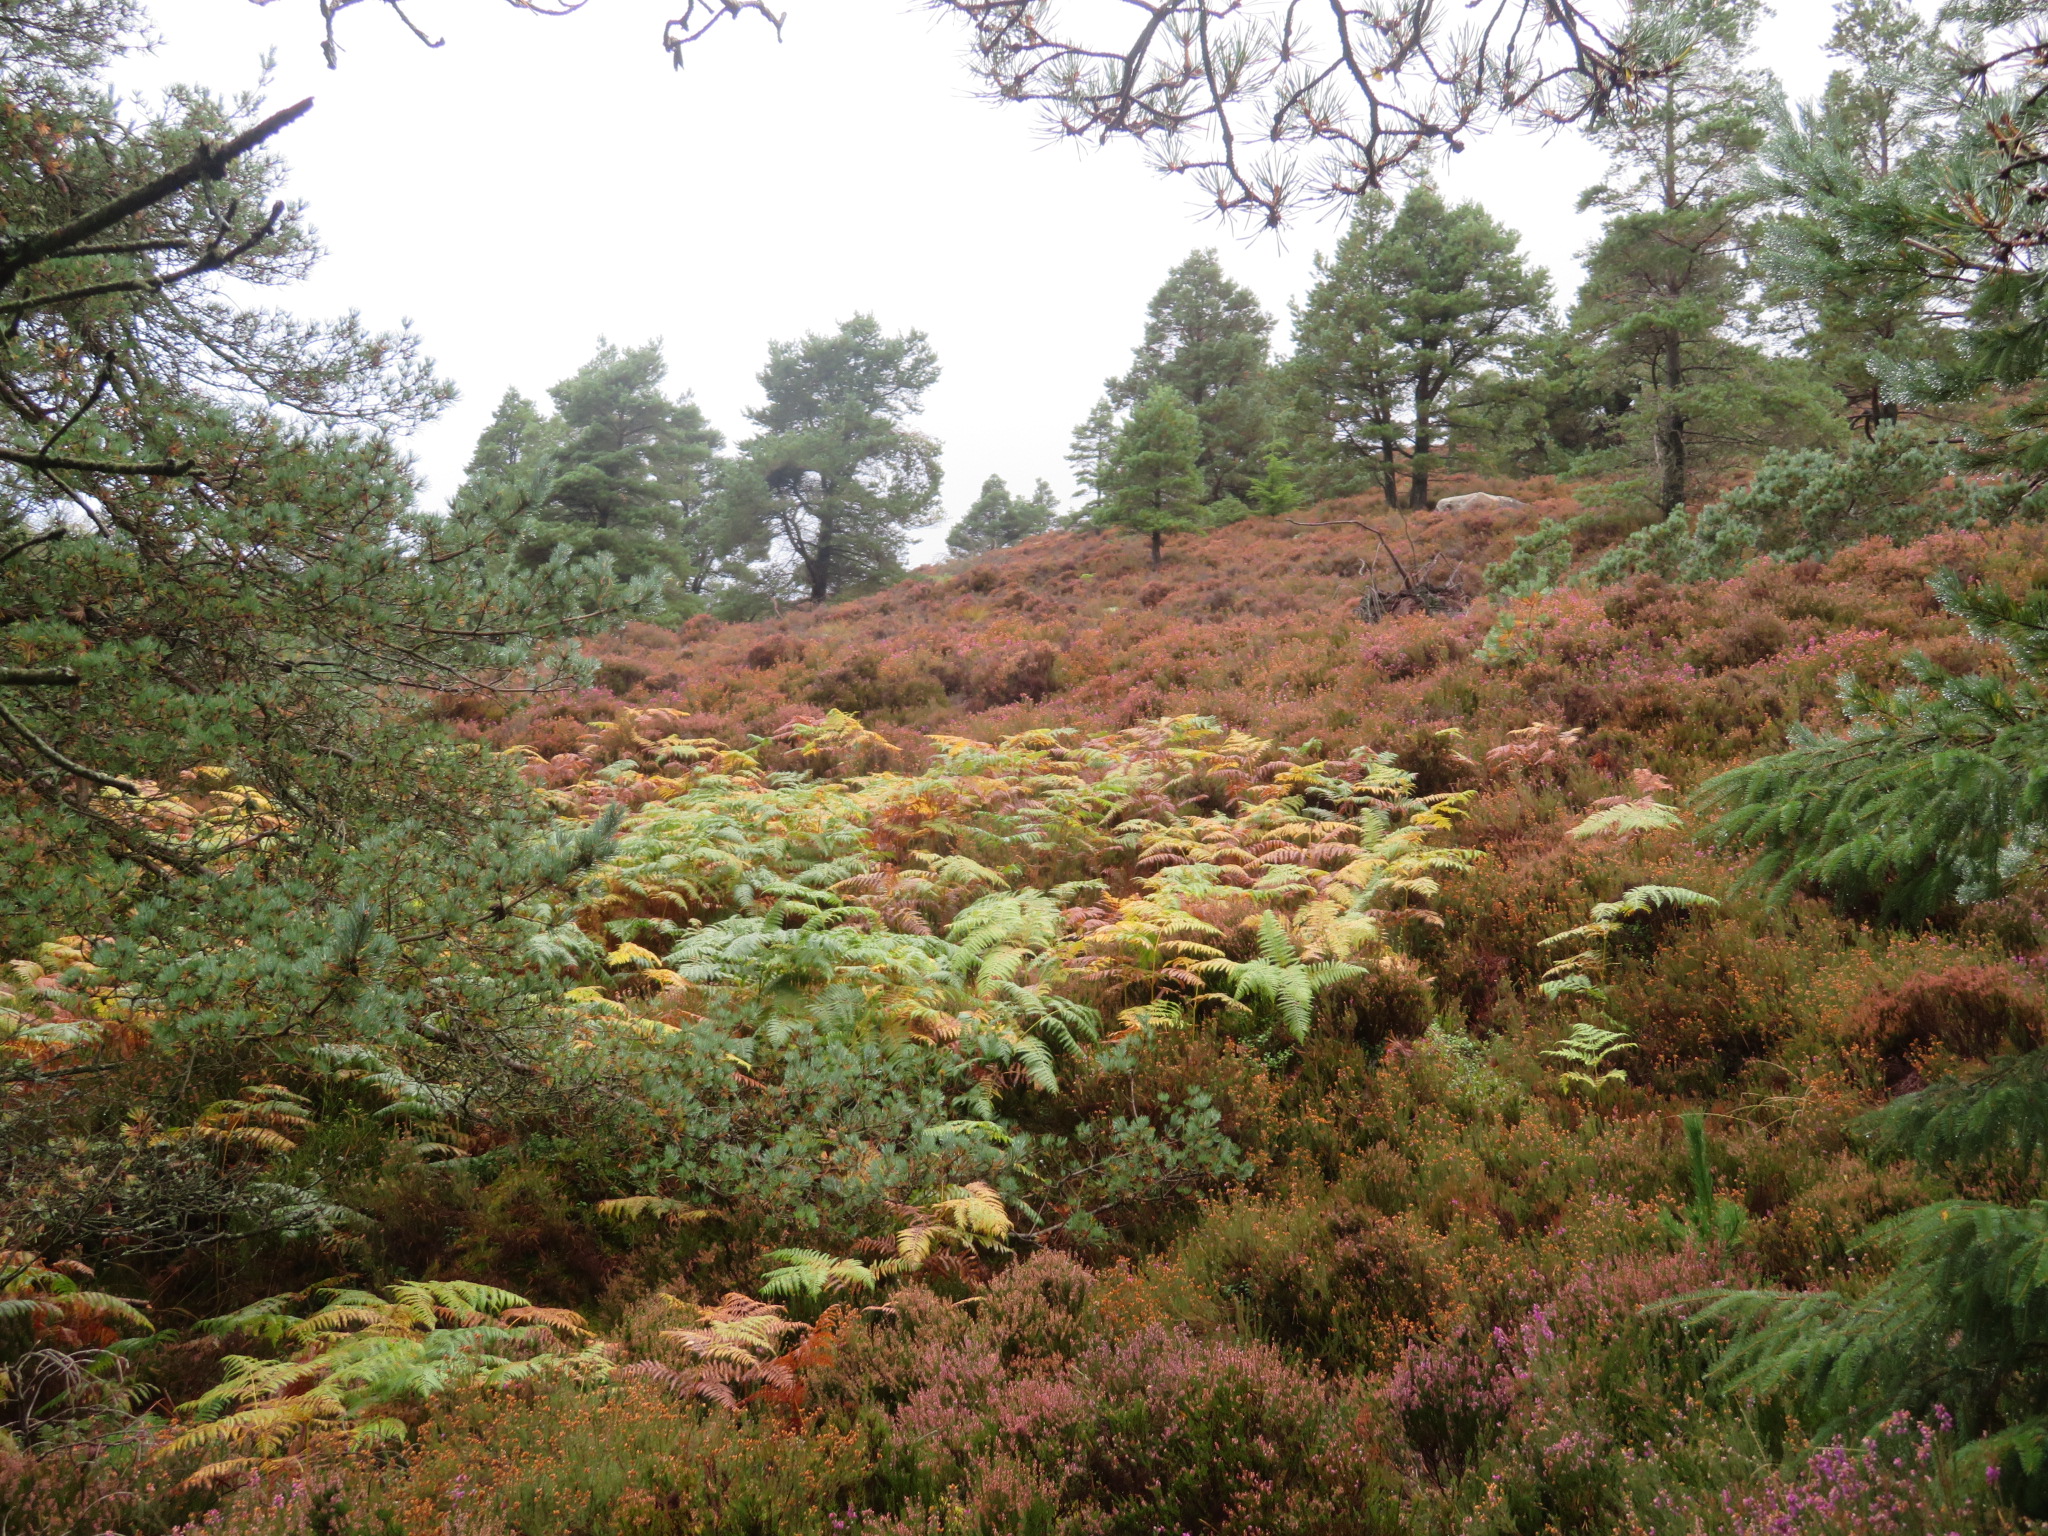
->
[488,491,2032,785]
[454,496,2048,1107]
[43,496,2048,1534]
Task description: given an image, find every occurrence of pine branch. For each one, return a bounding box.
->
[0,98,312,288]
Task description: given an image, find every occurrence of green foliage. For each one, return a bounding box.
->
[1541,1018,1636,1095]
[1864,1049,2048,1190]
[1535,885,1716,1096]
[1660,1112,1749,1247]
[465,387,561,485]
[1288,186,1549,508]
[1755,0,1952,435]
[1571,0,1845,514]
[543,716,1470,1252]
[1089,250,1276,507]
[1573,212,1844,516]
[1597,429,2038,584]
[513,341,726,606]
[761,1180,1012,1299]
[1569,799,1687,841]
[28,4,2048,1527]
[1540,884,1722,985]
[1695,1200,2048,1505]
[0,1249,154,1452]
[1101,386,1205,565]
[1586,498,1766,584]
[714,315,942,605]
[1196,912,1366,1046]
[1710,430,2032,557]
[1752,0,2048,478]
[0,2,636,1274]
[945,473,1059,558]
[1703,569,2048,921]
[1484,518,1575,597]
[1246,446,1304,517]
[164,1280,602,1488]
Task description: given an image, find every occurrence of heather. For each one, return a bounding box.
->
[15,501,2048,1529]
[21,0,2048,1532]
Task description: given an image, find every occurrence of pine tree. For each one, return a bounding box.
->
[464,388,561,486]
[0,2,630,1256]
[1067,399,1119,517]
[1572,0,1841,516]
[718,316,942,604]
[1695,1020,2048,1508]
[1749,2,2048,484]
[1285,194,1417,507]
[1378,186,1550,508]
[528,341,724,601]
[1287,188,1548,507]
[946,474,1059,558]
[1756,0,1952,436]
[1101,387,1204,567]
[1246,448,1303,518]
[1084,251,1275,508]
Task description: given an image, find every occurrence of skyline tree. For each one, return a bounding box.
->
[1755,0,1954,436]
[1087,251,1276,508]
[1287,187,1548,507]
[1289,187,1549,508]
[1572,0,1839,515]
[1067,397,1120,517]
[456,346,727,611]
[526,342,724,606]
[463,387,560,487]
[1102,386,1205,567]
[1380,188,1551,508]
[946,474,1060,558]
[1285,193,1410,506]
[718,316,943,604]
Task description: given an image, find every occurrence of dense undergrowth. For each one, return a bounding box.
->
[12,490,2048,1534]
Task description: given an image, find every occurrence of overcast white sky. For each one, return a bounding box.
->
[122,0,1845,558]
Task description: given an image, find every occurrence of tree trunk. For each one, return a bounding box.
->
[1407,414,1433,510]
[1655,407,1686,518]
[809,532,832,602]
[1656,334,1686,517]
[1150,528,1163,567]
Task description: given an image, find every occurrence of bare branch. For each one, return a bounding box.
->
[664,0,786,67]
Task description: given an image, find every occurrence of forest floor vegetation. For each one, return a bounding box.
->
[10,483,2048,1535]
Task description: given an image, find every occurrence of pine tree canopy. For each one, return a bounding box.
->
[497,342,723,603]
[465,388,561,487]
[1101,386,1205,567]
[0,0,632,1249]
[1288,186,1548,508]
[717,316,942,604]
[1094,251,1275,507]
[946,475,1058,559]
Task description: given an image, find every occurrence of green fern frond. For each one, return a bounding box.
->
[596,1196,712,1226]
[1570,801,1686,840]
[760,1250,878,1299]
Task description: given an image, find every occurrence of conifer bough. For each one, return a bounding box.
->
[1701,569,2048,923]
